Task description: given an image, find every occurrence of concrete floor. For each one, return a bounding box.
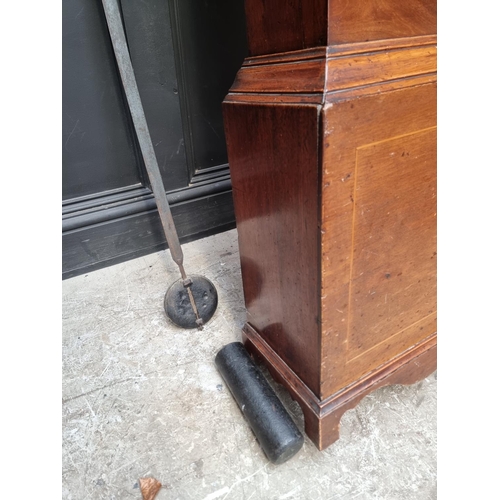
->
[62,229,437,500]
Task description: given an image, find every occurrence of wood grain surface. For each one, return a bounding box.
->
[223,102,323,396]
[328,0,436,44]
[320,82,437,397]
[224,0,437,449]
[230,41,436,95]
[243,323,436,450]
[243,0,435,56]
[244,0,327,56]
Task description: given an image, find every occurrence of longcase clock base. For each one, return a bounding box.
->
[242,323,436,451]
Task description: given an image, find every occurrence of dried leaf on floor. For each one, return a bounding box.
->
[139,477,162,500]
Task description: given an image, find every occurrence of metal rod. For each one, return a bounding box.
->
[101,0,203,327]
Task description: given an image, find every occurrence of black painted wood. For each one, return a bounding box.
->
[170,0,248,175]
[62,190,236,280]
[62,0,248,279]
[121,0,188,192]
[62,0,141,199]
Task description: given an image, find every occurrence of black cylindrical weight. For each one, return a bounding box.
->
[215,342,304,464]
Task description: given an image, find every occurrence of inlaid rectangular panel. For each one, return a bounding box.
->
[320,82,437,398]
[347,128,437,360]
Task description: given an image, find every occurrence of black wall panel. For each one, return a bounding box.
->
[62,0,142,199]
[62,0,248,279]
[170,0,248,173]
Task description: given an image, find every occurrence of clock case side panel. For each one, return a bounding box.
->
[320,78,437,399]
[222,99,323,398]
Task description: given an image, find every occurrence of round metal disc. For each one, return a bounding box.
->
[164,275,218,329]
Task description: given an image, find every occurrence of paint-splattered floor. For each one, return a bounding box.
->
[62,229,437,500]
